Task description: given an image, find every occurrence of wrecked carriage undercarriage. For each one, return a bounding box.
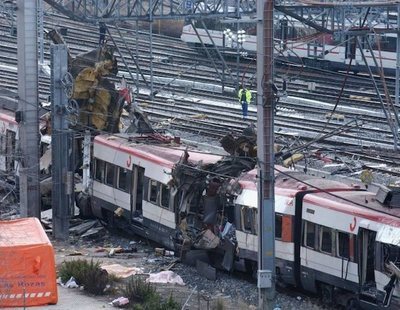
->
[171,151,256,273]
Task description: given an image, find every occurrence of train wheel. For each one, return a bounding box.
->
[345,297,359,310]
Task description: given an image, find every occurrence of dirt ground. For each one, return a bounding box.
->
[41,230,258,310]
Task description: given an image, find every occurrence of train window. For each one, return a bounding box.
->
[241,207,255,233]
[94,159,104,182]
[0,134,5,153]
[117,167,129,192]
[160,184,170,209]
[275,214,283,239]
[320,226,333,254]
[304,221,316,249]
[149,180,158,204]
[105,163,115,186]
[337,231,350,259]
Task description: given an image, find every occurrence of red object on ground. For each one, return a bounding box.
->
[0,217,58,307]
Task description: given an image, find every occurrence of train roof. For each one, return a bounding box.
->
[237,168,352,192]
[94,134,222,168]
[236,167,400,225]
[0,108,17,125]
[305,190,400,224]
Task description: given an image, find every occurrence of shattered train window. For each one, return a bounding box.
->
[160,184,170,209]
[149,179,158,203]
[383,244,400,268]
[241,206,256,234]
[117,167,129,192]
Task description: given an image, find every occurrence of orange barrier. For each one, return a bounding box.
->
[0,217,58,307]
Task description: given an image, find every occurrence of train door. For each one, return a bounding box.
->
[358,228,377,301]
[5,130,15,172]
[130,165,144,222]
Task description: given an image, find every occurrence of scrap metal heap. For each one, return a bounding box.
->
[47,28,145,134]
[71,46,123,133]
[171,147,256,271]
[220,125,257,157]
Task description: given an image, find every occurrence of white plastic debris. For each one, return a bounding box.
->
[146,271,185,285]
[101,264,143,278]
[221,222,233,238]
[110,297,129,307]
[62,276,79,288]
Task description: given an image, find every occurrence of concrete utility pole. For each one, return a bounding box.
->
[51,44,72,240]
[257,0,276,309]
[17,0,41,218]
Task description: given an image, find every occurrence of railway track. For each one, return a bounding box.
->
[0,12,399,179]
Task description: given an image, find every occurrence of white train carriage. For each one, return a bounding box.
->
[299,189,400,309]
[232,169,400,309]
[0,108,51,182]
[90,134,222,247]
[0,108,18,175]
[181,24,398,75]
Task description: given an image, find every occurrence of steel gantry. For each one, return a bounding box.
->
[42,0,257,22]
[275,1,400,36]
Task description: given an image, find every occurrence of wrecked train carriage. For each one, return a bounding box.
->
[82,132,400,309]
[84,133,256,264]
[0,106,51,178]
[84,133,224,249]
[171,153,257,268]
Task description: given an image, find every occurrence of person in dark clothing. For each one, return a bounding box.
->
[99,22,107,46]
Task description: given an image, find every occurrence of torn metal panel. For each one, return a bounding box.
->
[203,196,219,224]
[221,238,236,272]
[194,229,220,249]
[170,147,255,269]
[220,125,257,157]
[376,225,400,247]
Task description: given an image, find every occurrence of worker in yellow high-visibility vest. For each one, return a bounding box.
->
[238,85,252,120]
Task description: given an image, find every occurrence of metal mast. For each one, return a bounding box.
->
[257,0,275,309]
[50,44,72,240]
[17,0,41,218]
